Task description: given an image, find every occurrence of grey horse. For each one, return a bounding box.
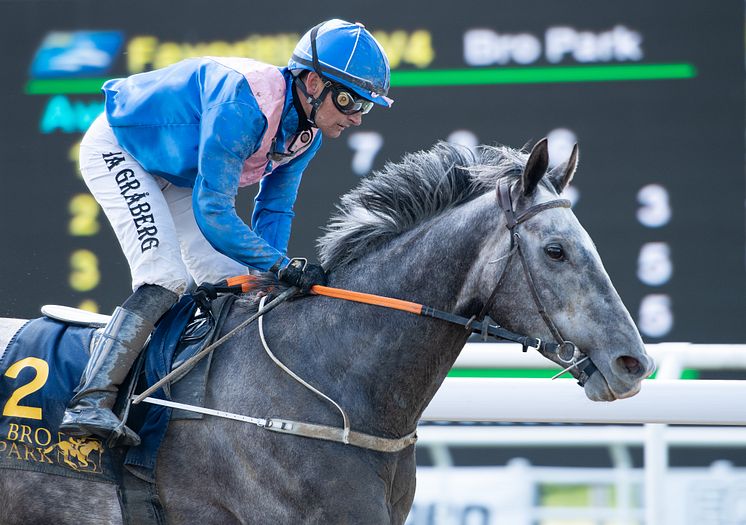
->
[0,139,654,524]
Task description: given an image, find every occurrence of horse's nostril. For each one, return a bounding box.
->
[617,355,643,376]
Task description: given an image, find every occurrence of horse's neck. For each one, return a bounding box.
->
[327,199,498,437]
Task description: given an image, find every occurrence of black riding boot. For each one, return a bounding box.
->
[59,306,153,447]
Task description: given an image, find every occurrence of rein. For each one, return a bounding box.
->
[312,180,598,385]
[134,180,598,453]
[309,285,541,349]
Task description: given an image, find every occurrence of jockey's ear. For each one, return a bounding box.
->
[547,144,579,194]
[521,138,549,197]
[304,72,322,96]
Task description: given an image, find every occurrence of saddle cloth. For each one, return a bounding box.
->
[0,293,235,484]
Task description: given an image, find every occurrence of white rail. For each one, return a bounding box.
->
[419,343,746,524]
[416,425,746,446]
[453,342,746,370]
[420,378,746,425]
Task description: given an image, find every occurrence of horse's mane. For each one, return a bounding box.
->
[318,142,529,270]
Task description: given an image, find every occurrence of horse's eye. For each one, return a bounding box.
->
[544,244,566,261]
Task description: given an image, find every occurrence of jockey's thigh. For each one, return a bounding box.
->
[159,182,248,286]
[78,114,189,295]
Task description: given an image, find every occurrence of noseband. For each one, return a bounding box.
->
[478,180,598,385]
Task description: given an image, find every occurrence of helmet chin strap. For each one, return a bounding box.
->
[295,76,330,128]
[295,22,332,128]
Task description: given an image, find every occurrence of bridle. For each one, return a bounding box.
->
[479,179,598,385]
[305,178,599,386]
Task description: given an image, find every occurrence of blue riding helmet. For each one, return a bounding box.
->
[288,19,393,108]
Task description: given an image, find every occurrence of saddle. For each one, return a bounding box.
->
[0,292,237,485]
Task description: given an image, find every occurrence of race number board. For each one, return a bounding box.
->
[0,0,743,342]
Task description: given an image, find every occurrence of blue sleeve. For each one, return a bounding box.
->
[192,100,288,272]
[252,134,323,257]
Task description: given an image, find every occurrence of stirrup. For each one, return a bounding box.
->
[108,421,141,448]
[60,406,141,447]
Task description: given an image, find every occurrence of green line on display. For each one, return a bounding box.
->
[25,63,696,95]
[391,63,697,87]
[25,77,109,95]
[448,369,566,379]
[447,368,700,379]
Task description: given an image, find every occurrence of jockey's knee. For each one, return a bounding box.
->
[122,284,179,323]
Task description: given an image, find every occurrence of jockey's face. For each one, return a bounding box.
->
[300,72,363,138]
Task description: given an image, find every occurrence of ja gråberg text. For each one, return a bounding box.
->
[102,151,160,252]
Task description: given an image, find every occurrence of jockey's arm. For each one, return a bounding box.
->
[251,134,322,255]
[192,100,289,272]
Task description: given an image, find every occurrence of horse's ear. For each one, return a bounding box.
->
[521,138,549,196]
[547,143,579,194]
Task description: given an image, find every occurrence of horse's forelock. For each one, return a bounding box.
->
[317,142,530,270]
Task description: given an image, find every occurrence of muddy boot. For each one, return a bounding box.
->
[59,307,153,447]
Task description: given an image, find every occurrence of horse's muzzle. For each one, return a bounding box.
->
[585,351,656,401]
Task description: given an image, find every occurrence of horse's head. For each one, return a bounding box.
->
[319,138,653,402]
[479,138,655,401]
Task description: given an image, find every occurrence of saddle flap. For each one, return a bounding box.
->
[41,305,111,328]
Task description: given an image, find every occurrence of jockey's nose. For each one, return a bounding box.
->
[348,112,363,126]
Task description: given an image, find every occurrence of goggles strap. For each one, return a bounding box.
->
[310,24,322,75]
[289,23,329,128]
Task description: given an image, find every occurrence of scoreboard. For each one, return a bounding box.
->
[0,0,743,343]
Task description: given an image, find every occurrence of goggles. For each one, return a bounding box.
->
[328,82,374,115]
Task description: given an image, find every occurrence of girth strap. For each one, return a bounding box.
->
[263,418,417,453]
[136,396,417,453]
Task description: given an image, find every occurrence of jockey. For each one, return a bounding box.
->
[60,19,393,447]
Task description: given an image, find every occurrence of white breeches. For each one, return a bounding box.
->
[79,114,247,295]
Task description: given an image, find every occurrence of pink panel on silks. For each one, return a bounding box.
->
[208,57,317,188]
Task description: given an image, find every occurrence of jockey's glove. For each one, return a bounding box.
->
[277,259,328,294]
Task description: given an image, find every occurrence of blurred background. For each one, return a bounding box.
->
[0,0,744,523]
